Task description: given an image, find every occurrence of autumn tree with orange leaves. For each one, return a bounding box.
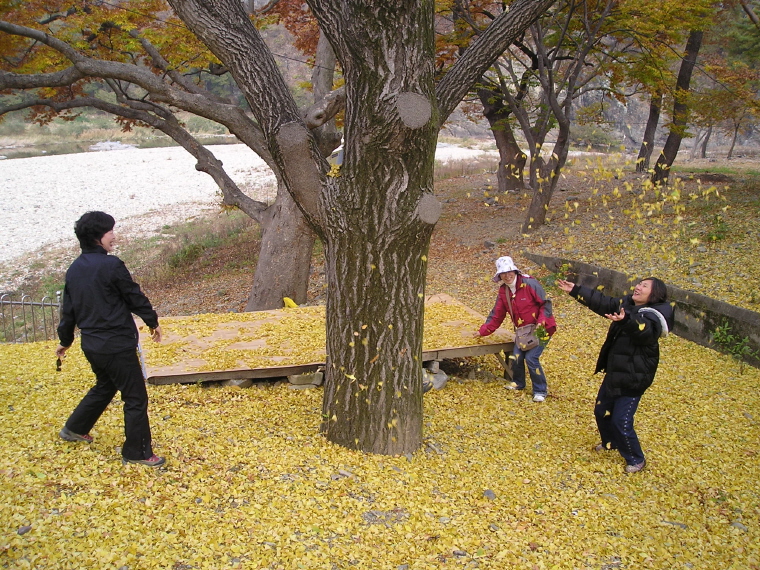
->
[0,0,338,312]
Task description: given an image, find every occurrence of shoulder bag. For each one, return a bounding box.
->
[505,289,539,351]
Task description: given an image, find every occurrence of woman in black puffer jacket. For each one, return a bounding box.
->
[557,277,675,474]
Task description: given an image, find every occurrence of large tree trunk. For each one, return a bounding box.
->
[477,85,526,193]
[321,223,432,453]
[314,2,439,454]
[651,30,703,186]
[245,187,315,310]
[636,90,662,172]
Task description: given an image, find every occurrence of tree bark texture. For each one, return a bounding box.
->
[245,187,316,311]
[167,0,326,225]
[321,228,430,453]
[310,0,439,454]
[651,30,703,186]
[246,32,338,311]
[636,90,662,172]
[477,85,526,193]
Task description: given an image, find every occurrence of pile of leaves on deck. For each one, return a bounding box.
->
[2,292,758,569]
[144,300,496,374]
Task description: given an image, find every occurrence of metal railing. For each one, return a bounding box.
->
[0,292,61,343]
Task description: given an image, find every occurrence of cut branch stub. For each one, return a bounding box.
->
[396,92,432,130]
[415,193,441,225]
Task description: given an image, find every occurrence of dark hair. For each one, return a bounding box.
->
[642,277,668,304]
[74,211,115,249]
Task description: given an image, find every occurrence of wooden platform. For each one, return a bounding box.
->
[138,294,513,385]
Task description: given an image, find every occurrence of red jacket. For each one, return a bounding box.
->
[479,274,557,337]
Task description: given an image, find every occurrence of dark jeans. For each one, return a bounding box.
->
[511,343,548,395]
[65,348,154,461]
[594,380,644,465]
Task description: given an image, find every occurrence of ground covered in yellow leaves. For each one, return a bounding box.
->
[2,158,759,568]
[1,294,758,569]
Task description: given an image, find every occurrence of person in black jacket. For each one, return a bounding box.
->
[557,277,675,474]
[56,211,165,467]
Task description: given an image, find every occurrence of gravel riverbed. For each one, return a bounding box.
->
[0,142,495,292]
[0,144,276,263]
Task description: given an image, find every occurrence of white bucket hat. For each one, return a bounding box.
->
[492,256,520,282]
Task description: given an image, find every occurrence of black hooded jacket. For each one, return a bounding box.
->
[58,245,158,353]
[570,284,675,397]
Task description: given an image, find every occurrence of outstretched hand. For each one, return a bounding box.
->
[556,279,575,293]
[605,309,626,322]
[150,326,163,343]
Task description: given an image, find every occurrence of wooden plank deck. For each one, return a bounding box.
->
[139,294,513,385]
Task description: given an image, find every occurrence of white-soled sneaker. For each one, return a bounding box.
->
[533,394,546,402]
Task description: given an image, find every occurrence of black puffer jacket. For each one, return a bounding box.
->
[570,284,675,397]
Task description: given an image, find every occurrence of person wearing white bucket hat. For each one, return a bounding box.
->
[474,256,557,402]
[492,256,520,281]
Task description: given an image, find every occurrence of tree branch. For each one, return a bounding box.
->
[0,18,276,171]
[166,0,326,225]
[436,0,556,123]
[0,66,84,88]
[127,29,231,105]
[739,0,760,29]
[1,94,270,222]
[302,85,345,129]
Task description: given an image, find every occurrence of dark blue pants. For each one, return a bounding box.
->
[594,381,644,466]
[511,343,548,395]
[65,348,154,461]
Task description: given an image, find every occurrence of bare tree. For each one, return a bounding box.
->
[448,0,619,233]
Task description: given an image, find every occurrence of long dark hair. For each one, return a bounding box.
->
[642,277,668,304]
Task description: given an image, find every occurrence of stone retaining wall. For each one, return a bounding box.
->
[525,252,760,368]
